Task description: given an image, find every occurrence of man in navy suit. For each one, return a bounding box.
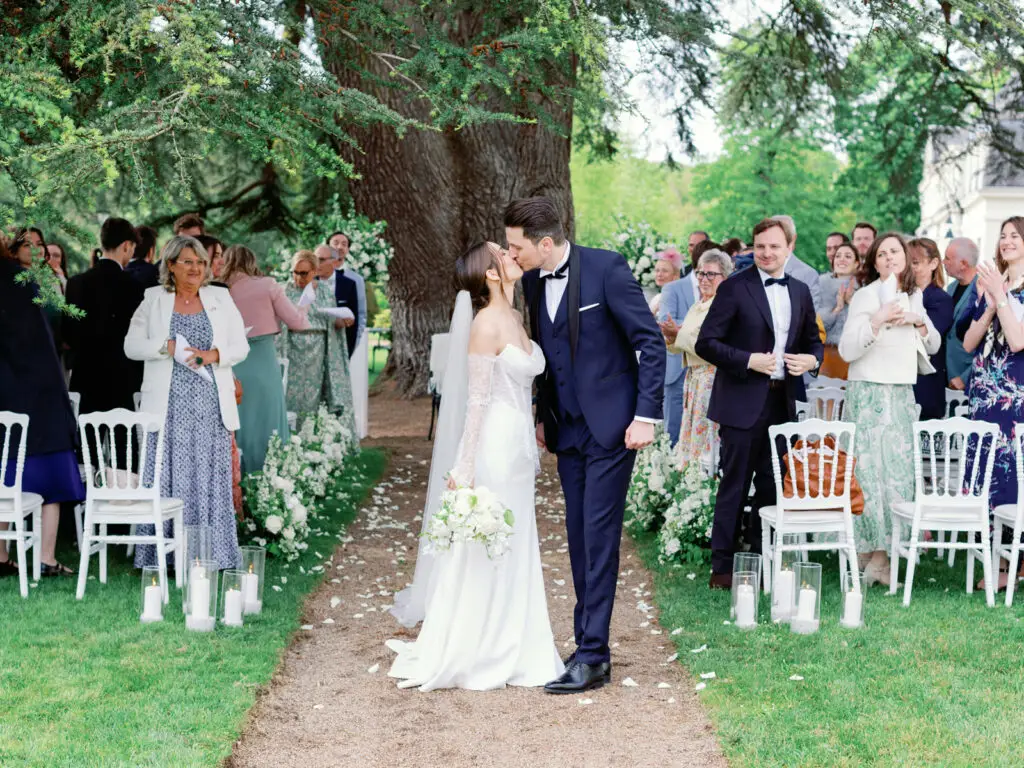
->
[695,218,823,589]
[314,243,360,357]
[508,197,665,694]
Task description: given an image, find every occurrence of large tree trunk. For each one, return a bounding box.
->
[316,15,575,396]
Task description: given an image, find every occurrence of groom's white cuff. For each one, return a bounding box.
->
[634,416,661,425]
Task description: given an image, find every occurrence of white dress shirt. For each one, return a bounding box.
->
[757,267,792,380]
[539,243,571,322]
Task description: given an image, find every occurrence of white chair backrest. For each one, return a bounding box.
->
[133,391,143,411]
[68,392,81,421]
[277,357,289,393]
[78,409,166,501]
[945,388,969,418]
[800,386,846,421]
[429,334,450,393]
[0,411,29,502]
[913,417,999,508]
[768,419,857,512]
[814,375,846,390]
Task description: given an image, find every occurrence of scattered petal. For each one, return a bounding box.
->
[789,675,804,681]
[686,573,696,580]
[271,585,282,592]
[657,682,672,689]
[330,596,342,608]
[667,697,676,704]
[322,618,335,625]
[621,677,639,687]
[313,704,324,710]
[300,624,314,630]
[700,672,716,679]
[671,628,683,636]
[667,653,679,662]
[695,682,706,691]
[578,698,594,706]
[367,664,380,674]
[690,644,708,654]
[553,579,566,586]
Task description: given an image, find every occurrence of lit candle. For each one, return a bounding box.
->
[141,576,163,623]
[242,563,261,615]
[734,584,756,628]
[224,587,244,627]
[189,571,211,628]
[796,586,816,622]
[774,568,796,620]
[841,590,863,628]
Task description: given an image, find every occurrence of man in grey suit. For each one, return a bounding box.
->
[943,237,980,391]
[657,272,696,446]
[772,215,823,315]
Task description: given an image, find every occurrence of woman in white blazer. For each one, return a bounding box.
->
[839,232,941,586]
[124,236,250,570]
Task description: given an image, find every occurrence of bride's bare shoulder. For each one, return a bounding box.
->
[468,310,502,355]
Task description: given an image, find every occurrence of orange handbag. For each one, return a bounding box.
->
[782,436,864,515]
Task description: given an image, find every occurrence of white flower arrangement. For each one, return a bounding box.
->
[603,216,676,288]
[424,486,515,560]
[658,466,718,567]
[626,429,680,532]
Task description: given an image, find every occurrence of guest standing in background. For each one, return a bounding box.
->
[63,217,144,415]
[648,249,681,316]
[943,237,980,391]
[280,251,357,434]
[125,236,249,570]
[824,231,850,274]
[222,245,309,473]
[0,249,84,578]
[840,232,940,586]
[818,242,859,379]
[126,225,160,290]
[658,248,698,447]
[8,230,38,267]
[173,213,205,237]
[45,242,68,293]
[851,222,877,260]
[909,238,953,419]
[197,235,226,287]
[327,232,369,439]
[669,249,732,472]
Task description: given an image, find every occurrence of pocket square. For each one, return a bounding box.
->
[579,303,601,313]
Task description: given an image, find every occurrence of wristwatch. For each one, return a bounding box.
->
[997,298,1009,310]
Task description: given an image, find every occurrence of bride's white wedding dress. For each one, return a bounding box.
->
[386,341,564,691]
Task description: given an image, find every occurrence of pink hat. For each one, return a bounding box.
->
[655,248,683,271]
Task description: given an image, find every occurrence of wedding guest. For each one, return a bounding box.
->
[819,242,859,379]
[0,247,83,578]
[222,244,309,472]
[649,249,681,315]
[45,243,68,292]
[909,238,953,419]
[839,232,940,586]
[8,230,37,267]
[696,218,823,588]
[668,248,732,471]
[720,238,745,261]
[196,235,225,286]
[325,235,366,358]
[852,222,877,259]
[658,249,698,447]
[63,217,144,414]
[126,225,160,289]
[328,232,369,438]
[685,230,709,273]
[825,231,850,274]
[964,217,1024,516]
[280,251,356,432]
[771,214,823,313]
[125,236,250,570]
[173,212,205,237]
[943,237,980,391]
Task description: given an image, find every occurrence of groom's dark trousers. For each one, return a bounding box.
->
[525,243,664,667]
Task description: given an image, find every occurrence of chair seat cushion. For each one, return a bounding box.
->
[993,504,1023,525]
[892,501,986,524]
[0,493,44,517]
[91,497,184,517]
[759,505,846,526]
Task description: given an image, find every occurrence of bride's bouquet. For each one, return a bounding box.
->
[423,486,515,560]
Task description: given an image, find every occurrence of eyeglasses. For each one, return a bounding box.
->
[292,269,312,277]
[695,270,723,281]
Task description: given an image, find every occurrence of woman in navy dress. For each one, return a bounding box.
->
[909,238,954,419]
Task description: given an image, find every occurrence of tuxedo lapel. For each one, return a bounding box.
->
[743,269,774,335]
[567,243,581,359]
[785,280,801,349]
[526,273,541,342]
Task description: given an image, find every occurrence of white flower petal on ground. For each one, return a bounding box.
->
[657,682,672,689]
[300,624,314,630]
[322,618,335,625]
[330,596,342,608]
[690,644,708,654]
[667,697,677,704]
[272,585,282,592]
[353,613,363,618]
[553,579,565,586]
[695,682,706,691]
[687,573,696,580]
[700,672,716,679]
[621,677,639,687]
[578,698,594,706]
[671,628,683,636]
[367,664,380,674]
[667,653,679,662]
[313,704,324,710]
[789,674,804,681]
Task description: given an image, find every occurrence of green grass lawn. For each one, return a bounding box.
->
[632,532,1024,767]
[368,343,388,387]
[0,449,386,768]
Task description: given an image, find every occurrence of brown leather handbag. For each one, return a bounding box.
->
[782,436,864,515]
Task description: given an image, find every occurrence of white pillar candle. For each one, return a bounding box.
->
[775,569,796,619]
[735,584,756,628]
[141,582,163,623]
[796,587,817,622]
[242,572,260,614]
[191,574,211,620]
[224,587,244,627]
[841,590,863,628]
[189,563,206,586]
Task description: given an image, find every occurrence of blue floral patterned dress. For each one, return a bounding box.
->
[967,286,1024,508]
[135,311,240,570]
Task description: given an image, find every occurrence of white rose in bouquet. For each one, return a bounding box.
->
[282,526,296,541]
[265,514,284,534]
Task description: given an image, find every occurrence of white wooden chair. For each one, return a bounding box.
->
[68,392,81,420]
[796,386,846,421]
[278,357,297,432]
[0,412,42,597]
[759,419,860,596]
[945,388,969,418]
[993,424,1024,607]
[814,375,847,390]
[76,409,184,602]
[889,417,999,607]
[427,333,450,440]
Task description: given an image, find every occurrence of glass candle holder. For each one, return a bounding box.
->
[731,569,760,630]
[839,570,864,629]
[790,562,822,635]
[239,545,266,615]
[182,525,213,614]
[731,552,762,623]
[139,565,163,624]
[771,534,805,623]
[184,559,218,632]
[221,569,246,628]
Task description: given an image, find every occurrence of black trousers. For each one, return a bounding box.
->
[711,386,789,574]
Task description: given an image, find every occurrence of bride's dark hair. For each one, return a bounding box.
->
[455,241,503,311]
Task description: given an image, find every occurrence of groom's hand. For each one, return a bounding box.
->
[625,420,655,450]
[535,423,547,450]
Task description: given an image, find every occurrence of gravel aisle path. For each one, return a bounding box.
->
[228,389,725,768]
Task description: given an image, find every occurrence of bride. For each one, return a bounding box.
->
[386,241,564,691]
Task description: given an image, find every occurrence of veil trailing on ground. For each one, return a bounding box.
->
[389,290,472,628]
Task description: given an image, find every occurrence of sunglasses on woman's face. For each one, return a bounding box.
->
[293,269,312,277]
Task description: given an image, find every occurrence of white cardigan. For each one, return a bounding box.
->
[124,285,250,431]
[838,280,941,385]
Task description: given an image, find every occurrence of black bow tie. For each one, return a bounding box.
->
[764,276,790,287]
[541,264,569,281]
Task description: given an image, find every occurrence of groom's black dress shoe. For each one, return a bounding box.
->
[562,650,576,666]
[544,661,611,694]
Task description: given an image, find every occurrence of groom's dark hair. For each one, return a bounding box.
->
[503,197,566,245]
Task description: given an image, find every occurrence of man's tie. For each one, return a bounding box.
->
[541,263,569,281]
[764,275,790,287]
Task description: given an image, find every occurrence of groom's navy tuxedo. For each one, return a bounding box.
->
[524,243,665,666]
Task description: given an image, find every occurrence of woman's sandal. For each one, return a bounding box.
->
[40,561,75,578]
[0,559,20,577]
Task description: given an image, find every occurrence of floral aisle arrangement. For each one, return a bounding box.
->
[424,486,515,560]
[240,407,358,560]
[657,466,718,566]
[603,216,676,289]
[625,429,681,532]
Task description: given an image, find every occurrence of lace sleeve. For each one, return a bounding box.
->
[449,354,497,488]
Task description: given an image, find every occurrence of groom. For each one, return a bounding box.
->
[506,197,666,694]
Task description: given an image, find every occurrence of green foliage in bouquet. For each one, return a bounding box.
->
[602,216,676,289]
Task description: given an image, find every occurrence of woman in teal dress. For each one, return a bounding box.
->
[280,250,357,434]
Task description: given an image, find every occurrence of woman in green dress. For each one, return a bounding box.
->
[280,250,357,434]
